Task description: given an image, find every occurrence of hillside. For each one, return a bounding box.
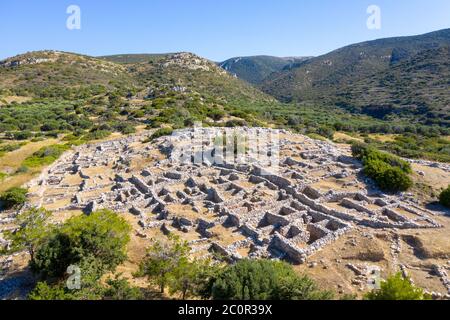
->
[261,29,450,124]
[131,52,275,103]
[0,48,448,164]
[0,51,137,99]
[0,50,275,113]
[340,46,450,125]
[218,55,311,85]
[0,50,282,141]
[99,53,171,64]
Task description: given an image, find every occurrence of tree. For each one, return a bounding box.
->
[31,209,131,279]
[168,258,218,300]
[207,109,226,122]
[439,185,450,208]
[28,280,104,301]
[317,126,335,140]
[138,235,190,293]
[4,207,52,261]
[272,275,334,300]
[149,128,174,141]
[28,282,71,301]
[365,273,430,300]
[103,276,143,300]
[0,187,28,210]
[208,259,331,300]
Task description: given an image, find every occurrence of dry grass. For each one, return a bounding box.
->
[333,132,363,143]
[0,96,32,106]
[412,163,450,191]
[209,224,246,246]
[0,138,59,172]
[368,134,398,143]
[0,138,60,193]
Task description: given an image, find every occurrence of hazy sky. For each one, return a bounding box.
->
[1,0,450,61]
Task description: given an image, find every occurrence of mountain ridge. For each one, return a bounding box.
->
[218,55,312,85]
[259,28,450,125]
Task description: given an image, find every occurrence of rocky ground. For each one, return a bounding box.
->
[1,127,449,299]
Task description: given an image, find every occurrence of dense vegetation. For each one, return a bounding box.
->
[22,144,71,168]
[5,208,134,300]
[261,28,450,128]
[0,51,136,99]
[208,259,333,300]
[352,143,413,192]
[365,273,431,300]
[0,142,27,156]
[439,185,450,208]
[149,128,174,141]
[1,49,449,166]
[360,133,450,163]
[32,209,131,278]
[137,237,334,300]
[137,235,216,299]
[0,187,28,210]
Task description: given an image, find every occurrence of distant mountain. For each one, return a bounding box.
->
[341,46,450,125]
[218,56,311,85]
[261,29,450,124]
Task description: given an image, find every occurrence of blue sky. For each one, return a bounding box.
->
[1,0,449,61]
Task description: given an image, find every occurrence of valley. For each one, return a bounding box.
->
[0,28,449,301]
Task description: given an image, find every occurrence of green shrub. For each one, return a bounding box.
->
[29,276,141,301]
[352,143,413,192]
[225,119,247,128]
[0,187,28,210]
[103,276,143,300]
[378,166,413,192]
[439,185,450,208]
[3,207,51,259]
[31,209,131,279]
[307,133,327,141]
[272,274,334,300]
[28,282,73,300]
[117,124,136,135]
[208,259,332,300]
[351,142,369,159]
[0,142,26,156]
[22,144,71,168]
[365,273,430,300]
[137,235,190,294]
[85,130,111,141]
[15,166,29,174]
[230,110,250,120]
[207,109,226,122]
[12,130,33,140]
[149,128,173,141]
[316,126,335,140]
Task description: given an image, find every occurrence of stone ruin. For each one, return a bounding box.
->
[23,128,443,265]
